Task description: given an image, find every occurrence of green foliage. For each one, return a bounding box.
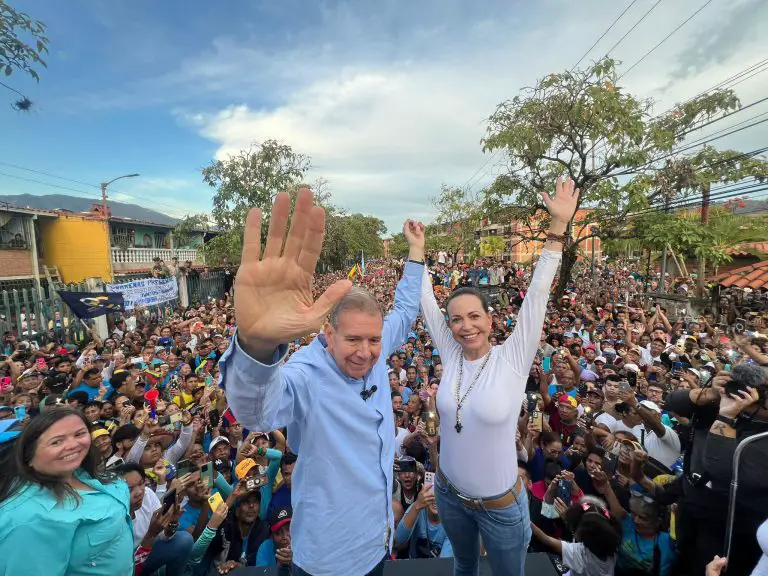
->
[388,232,410,259]
[481,57,767,294]
[631,207,768,268]
[431,184,483,260]
[480,236,505,259]
[200,145,384,269]
[201,140,310,264]
[172,214,210,248]
[320,212,386,270]
[203,139,311,236]
[0,1,48,81]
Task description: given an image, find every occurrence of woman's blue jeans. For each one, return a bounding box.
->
[435,472,531,576]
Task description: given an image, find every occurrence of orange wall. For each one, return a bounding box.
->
[39,215,112,283]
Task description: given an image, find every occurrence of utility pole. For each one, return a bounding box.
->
[100,173,140,281]
[697,182,711,297]
[659,193,671,294]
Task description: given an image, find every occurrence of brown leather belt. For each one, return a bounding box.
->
[437,468,522,511]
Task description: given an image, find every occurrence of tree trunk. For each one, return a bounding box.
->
[555,246,578,299]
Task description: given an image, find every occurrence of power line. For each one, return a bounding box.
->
[0,171,98,199]
[618,0,715,80]
[0,162,195,217]
[571,0,639,71]
[602,0,664,57]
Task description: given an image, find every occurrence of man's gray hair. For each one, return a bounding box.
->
[328,287,384,329]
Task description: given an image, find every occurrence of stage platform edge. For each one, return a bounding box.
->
[227,552,561,575]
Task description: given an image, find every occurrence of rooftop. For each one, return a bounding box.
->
[712,260,768,290]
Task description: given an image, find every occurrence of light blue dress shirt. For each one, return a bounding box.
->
[0,471,134,576]
[219,261,423,576]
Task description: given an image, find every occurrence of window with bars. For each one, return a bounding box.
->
[0,214,30,250]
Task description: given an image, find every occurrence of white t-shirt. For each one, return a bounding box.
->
[132,486,162,544]
[594,411,617,429]
[562,541,616,576]
[610,420,681,468]
[421,249,561,497]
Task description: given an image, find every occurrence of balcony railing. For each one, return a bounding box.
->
[111,247,199,265]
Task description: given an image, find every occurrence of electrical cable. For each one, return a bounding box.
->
[571,0,639,71]
[618,0,715,80]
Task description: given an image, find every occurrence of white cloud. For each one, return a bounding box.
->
[178,0,768,234]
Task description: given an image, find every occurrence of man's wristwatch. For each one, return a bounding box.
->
[715,414,739,429]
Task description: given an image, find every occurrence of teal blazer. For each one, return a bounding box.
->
[0,471,134,575]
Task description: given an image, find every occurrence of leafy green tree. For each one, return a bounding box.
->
[431,184,483,263]
[387,233,410,259]
[481,57,767,297]
[201,140,310,263]
[632,206,768,274]
[1,1,49,109]
[172,214,210,249]
[480,236,505,259]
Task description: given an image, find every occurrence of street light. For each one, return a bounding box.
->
[100,173,140,213]
[100,173,139,281]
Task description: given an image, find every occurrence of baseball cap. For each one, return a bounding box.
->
[268,506,292,533]
[209,436,231,452]
[558,394,578,408]
[586,387,604,398]
[580,370,599,382]
[594,356,607,364]
[624,363,640,374]
[639,400,661,413]
[236,458,258,480]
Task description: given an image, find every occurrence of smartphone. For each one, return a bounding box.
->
[157,412,183,426]
[200,461,214,488]
[578,384,588,397]
[424,471,435,485]
[395,409,404,420]
[542,356,551,373]
[618,380,631,393]
[35,358,47,370]
[557,479,573,505]
[130,357,143,365]
[531,411,543,432]
[648,373,657,383]
[725,364,732,372]
[245,475,266,491]
[161,488,177,514]
[602,452,618,477]
[176,459,198,478]
[207,492,224,512]
[627,371,637,388]
[527,395,538,414]
[208,409,220,429]
[13,405,26,420]
[672,361,683,373]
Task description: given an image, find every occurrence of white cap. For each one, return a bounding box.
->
[594,356,607,364]
[624,363,640,373]
[639,400,661,413]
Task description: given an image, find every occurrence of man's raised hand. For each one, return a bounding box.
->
[235,187,352,360]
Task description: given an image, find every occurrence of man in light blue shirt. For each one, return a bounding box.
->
[219,187,426,576]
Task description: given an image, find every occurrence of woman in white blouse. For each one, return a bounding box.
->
[420,177,579,576]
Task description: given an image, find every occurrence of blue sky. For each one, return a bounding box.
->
[1,0,766,234]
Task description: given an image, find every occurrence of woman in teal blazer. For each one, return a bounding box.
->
[0,407,134,575]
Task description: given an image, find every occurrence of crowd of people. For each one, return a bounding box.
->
[0,184,767,576]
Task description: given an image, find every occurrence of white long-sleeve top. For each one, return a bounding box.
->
[420,249,561,497]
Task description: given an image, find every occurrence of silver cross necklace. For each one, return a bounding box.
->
[453,347,493,433]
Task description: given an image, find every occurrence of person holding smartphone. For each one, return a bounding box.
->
[419,177,579,576]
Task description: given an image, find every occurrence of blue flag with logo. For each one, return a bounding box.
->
[58,291,125,319]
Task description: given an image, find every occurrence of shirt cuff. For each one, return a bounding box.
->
[229,328,290,368]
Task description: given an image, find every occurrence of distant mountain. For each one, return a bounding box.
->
[0,194,178,225]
